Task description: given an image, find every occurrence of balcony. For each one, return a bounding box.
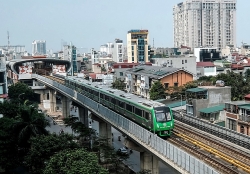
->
[238,115,250,122]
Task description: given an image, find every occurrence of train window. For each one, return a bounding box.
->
[126,104,133,112]
[135,107,142,117]
[118,101,124,108]
[111,98,116,104]
[145,112,150,120]
[100,93,104,99]
[105,95,110,101]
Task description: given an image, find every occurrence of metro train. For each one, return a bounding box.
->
[61,75,174,137]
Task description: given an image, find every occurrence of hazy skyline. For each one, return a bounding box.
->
[1,0,248,53]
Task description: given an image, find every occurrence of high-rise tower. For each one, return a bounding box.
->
[32,40,46,55]
[173,0,236,50]
[127,29,149,63]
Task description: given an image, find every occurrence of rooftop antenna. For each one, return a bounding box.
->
[7,31,10,50]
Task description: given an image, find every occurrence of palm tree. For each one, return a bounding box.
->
[13,105,49,147]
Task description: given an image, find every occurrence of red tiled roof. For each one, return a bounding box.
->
[196,62,215,67]
[244,94,250,98]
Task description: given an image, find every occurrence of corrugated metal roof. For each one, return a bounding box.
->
[238,104,250,110]
[199,104,225,114]
[186,88,207,93]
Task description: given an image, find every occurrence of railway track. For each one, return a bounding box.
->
[43,75,65,84]
[43,75,250,173]
[170,121,250,174]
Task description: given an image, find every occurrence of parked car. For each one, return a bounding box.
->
[117,147,129,156]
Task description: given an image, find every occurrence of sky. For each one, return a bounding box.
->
[0,0,248,53]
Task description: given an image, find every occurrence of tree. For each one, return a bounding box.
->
[101,65,107,74]
[0,117,20,172]
[43,148,109,174]
[8,82,35,103]
[112,78,126,90]
[0,100,21,118]
[24,133,79,174]
[149,81,166,100]
[13,105,49,148]
[92,137,129,173]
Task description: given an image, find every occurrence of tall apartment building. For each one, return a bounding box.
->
[112,39,124,63]
[32,40,46,55]
[127,29,149,63]
[173,0,236,51]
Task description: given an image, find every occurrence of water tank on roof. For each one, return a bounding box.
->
[215,80,225,87]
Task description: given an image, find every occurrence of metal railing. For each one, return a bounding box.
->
[32,74,218,174]
[173,110,250,149]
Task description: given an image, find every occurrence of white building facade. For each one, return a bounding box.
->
[112,39,124,63]
[173,0,236,51]
[32,40,46,55]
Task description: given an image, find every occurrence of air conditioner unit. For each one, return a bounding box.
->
[210,118,215,122]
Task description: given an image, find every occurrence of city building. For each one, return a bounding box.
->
[124,65,193,99]
[173,0,236,50]
[0,55,7,102]
[186,86,231,120]
[112,39,124,63]
[127,29,150,63]
[150,55,197,79]
[32,40,46,55]
[196,62,216,78]
[112,63,152,81]
[194,47,221,62]
[224,100,250,135]
[100,42,114,55]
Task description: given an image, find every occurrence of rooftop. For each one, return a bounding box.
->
[199,104,225,114]
[197,62,215,67]
[126,65,193,79]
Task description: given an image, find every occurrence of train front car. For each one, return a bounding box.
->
[152,106,174,137]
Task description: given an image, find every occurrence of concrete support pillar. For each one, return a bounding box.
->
[61,96,70,118]
[79,106,88,125]
[99,121,112,145]
[140,151,159,174]
[49,90,56,112]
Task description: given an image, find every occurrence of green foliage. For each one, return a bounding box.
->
[43,148,108,174]
[0,100,20,118]
[0,117,20,171]
[24,134,79,174]
[8,82,34,103]
[101,65,107,73]
[92,137,129,173]
[112,78,126,90]
[13,105,49,147]
[149,81,166,100]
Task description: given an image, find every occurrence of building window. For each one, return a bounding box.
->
[174,82,178,87]
[241,126,245,134]
[120,72,123,76]
[185,60,187,63]
[132,57,134,61]
[164,83,169,88]
[132,46,134,50]
[182,60,184,64]
[227,118,236,131]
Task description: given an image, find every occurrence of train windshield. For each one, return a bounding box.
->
[155,111,171,122]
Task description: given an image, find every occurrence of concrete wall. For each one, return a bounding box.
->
[193,86,231,117]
